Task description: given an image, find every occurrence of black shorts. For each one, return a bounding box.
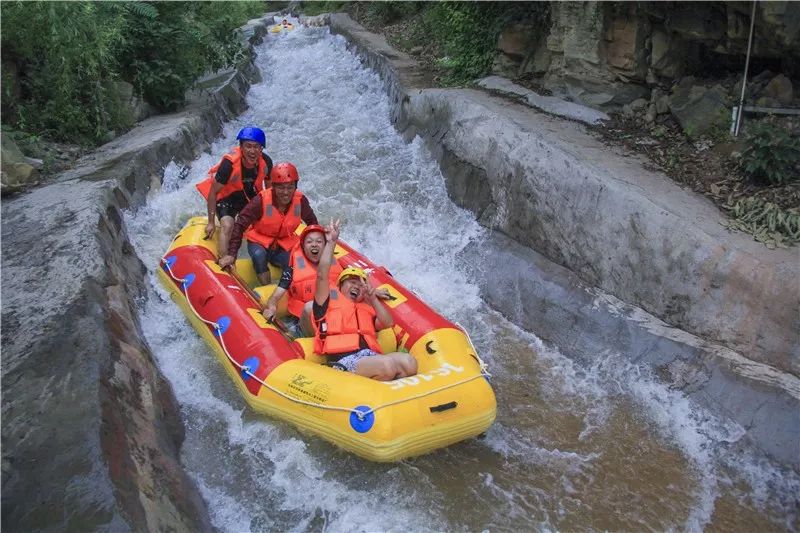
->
[216,193,248,219]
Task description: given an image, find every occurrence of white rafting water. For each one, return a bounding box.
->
[125,21,799,532]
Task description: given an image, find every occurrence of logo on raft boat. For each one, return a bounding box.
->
[383,362,464,390]
[288,373,331,404]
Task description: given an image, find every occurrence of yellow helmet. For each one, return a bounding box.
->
[337,266,367,286]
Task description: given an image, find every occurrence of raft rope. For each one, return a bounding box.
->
[160,249,491,421]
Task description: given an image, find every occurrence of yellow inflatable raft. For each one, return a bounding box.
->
[158,217,496,461]
[270,22,294,33]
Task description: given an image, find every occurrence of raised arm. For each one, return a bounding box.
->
[313,219,340,306]
[366,282,395,330]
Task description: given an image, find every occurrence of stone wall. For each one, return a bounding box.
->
[0,15,274,531]
[495,1,800,110]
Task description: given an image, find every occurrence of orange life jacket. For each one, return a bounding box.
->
[313,289,382,355]
[195,146,268,202]
[286,246,343,317]
[244,189,304,251]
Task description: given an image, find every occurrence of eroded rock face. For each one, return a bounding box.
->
[0,13,274,531]
[493,1,799,111]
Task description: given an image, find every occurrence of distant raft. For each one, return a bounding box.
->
[158,216,497,462]
[270,22,295,33]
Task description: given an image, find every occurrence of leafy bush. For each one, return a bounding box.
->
[361,2,425,26]
[421,2,549,85]
[119,2,263,112]
[2,1,127,143]
[741,118,800,185]
[1,0,263,144]
[297,1,348,17]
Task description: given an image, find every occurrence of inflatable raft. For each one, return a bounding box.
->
[158,217,496,461]
[270,22,294,33]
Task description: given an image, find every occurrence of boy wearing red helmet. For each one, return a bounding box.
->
[197,126,273,258]
[219,162,318,285]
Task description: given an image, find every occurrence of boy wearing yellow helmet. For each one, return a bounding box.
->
[311,220,418,381]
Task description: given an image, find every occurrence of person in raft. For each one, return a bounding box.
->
[196,126,273,258]
[261,224,343,336]
[260,223,396,336]
[311,219,418,381]
[218,162,318,285]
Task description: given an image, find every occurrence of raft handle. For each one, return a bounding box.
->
[430,401,457,413]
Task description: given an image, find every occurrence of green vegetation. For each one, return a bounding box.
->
[1,1,264,145]
[425,2,515,85]
[741,118,800,186]
[297,1,348,17]
[299,1,549,86]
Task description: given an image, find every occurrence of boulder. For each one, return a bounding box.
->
[656,94,670,114]
[669,84,729,139]
[1,135,40,193]
[646,102,658,122]
[492,53,521,78]
[565,73,649,109]
[761,74,794,106]
[630,97,649,111]
[108,80,156,124]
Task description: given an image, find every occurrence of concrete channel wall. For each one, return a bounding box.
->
[324,13,800,469]
[0,15,275,531]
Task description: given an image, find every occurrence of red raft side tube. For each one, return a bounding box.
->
[158,221,301,398]
[159,218,496,461]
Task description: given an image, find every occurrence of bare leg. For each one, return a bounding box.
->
[354,353,417,381]
[354,356,397,381]
[257,271,271,285]
[299,301,314,336]
[392,352,418,378]
[218,216,235,259]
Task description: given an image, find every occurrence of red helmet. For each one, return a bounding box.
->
[300,224,325,244]
[270,162,299,184]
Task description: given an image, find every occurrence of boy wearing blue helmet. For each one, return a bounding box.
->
[197,126,273,258]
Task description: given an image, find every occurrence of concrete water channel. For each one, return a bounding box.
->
[2,14,797,532]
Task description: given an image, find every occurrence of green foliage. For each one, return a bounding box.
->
[741,118,800,185]
[297,1,348,17]
[1,0,264,144]
[725,197,800,248]
[2,1,127,143]
[119,2,263,112]
[420,2,548,86]
[361,2,424,26]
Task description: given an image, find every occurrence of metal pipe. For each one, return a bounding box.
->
[734,0,758,137]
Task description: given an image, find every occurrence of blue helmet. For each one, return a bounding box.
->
[236,126,266,147]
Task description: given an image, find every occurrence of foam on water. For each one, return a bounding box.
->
[125,23,799,532]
